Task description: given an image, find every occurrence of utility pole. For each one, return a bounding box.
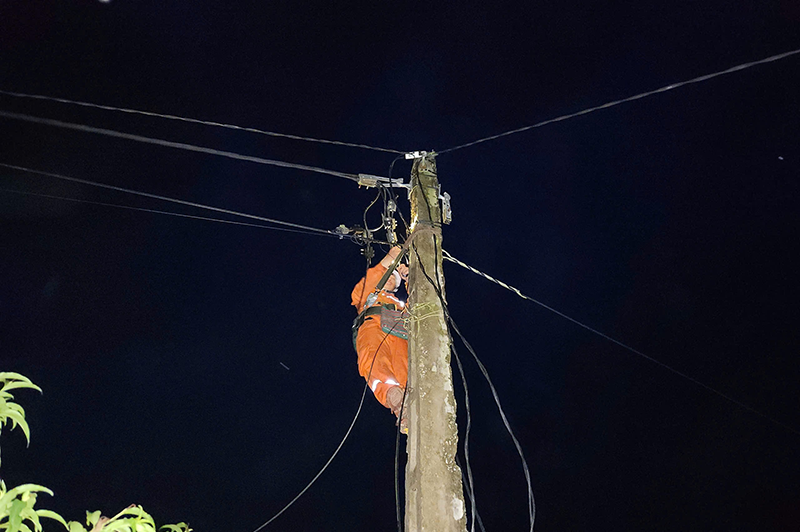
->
[405,154,467,532]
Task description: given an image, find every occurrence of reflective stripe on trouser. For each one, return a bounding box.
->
[355,318,408,409]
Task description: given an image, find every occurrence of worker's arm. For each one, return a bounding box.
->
[380,246,409,281]
[380,246,402,269]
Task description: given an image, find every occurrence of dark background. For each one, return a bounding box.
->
[1,1,799,531]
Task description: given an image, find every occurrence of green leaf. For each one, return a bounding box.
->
[36,509,68,530]
[68,522,88,532]
[8,499,26,532]
[159,524,191,532]
[86,511,101,528]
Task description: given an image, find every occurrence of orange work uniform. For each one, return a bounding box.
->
[351,263,408,410]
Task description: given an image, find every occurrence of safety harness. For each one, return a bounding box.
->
[352,303,409,349]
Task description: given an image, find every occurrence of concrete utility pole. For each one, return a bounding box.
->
[405,154,467,532]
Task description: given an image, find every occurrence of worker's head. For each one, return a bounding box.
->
[384,269,402,292]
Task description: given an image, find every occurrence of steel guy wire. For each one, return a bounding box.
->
[442,250,800,437]
[0,163,338,236]
[0,188,341,240]
[0,110,361,183]
[0,89,405,155]
[438,47,800,155]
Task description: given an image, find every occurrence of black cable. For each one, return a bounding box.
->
[363,188,385,235]
[0,111,361,182]
[449,315,536,532]
[0,187,342,240]
[387,156,411,236]
[394,384,409,532]
[0,89,405,154]
[437,48,800,155]
[253,239,404,531]
[250,321,397,532]
[411,159,482,530]
[451,341,477,532]
[455,455,487,532]
[0,163,339,236]
[411,240,536,532]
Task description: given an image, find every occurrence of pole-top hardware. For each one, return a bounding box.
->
[357,174,406,189]
[404,151,428,160]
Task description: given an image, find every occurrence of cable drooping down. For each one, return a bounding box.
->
[412,183,536,532]
[251,201,409,532]
[411,242,536,532]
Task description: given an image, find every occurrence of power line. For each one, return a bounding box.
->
[0,110,360,182]
[0,188,339,240]
[442,250,800,437]
[0,89,405,155]
[438,47,800,155]
[0,163,337,236]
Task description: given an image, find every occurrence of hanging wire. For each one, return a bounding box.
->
[413,175,536,531]
[251,230,412,531]
[442,250,800,438]
[451,341,477,532]
[410,242,536,531]
[387,156,411,236]
[0,110,360,182]
[438,47,800,155]
[250,324,398,532]
[0,89,405,155]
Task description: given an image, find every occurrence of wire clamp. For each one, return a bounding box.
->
[357,174,407,189]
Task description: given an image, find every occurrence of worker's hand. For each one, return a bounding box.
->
[396,264,409,281]
[386,386,405,416]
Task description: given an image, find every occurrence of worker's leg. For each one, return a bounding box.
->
[356,319,407,408]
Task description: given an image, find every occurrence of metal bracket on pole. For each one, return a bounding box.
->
[357,174,407,189]
[439,191,452,224]
[404,151,428,160]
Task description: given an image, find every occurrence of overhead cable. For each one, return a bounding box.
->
[442,250,800,437]
[0,163,337,236]
[438,47,800,154]
[0,111,360,182]
[0,188,339,239]
[0,89,404,155]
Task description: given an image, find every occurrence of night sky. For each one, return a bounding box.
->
[1,1,799,531]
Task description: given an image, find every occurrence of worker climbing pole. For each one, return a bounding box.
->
[347,153,466,531]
